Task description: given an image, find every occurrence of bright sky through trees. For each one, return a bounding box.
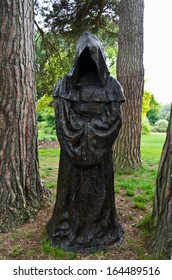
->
[144,0,172,104]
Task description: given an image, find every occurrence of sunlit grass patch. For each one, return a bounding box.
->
[126,189,135,196]
[114,134,166,212]
[41,239,77,260]
[141,134,165,164]
[39,148,60,157]
[10,247,21,257]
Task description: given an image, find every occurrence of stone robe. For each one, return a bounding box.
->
[47,32,125,252]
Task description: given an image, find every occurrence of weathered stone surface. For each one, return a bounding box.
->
[47,32,125,252]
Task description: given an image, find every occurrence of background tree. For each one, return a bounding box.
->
[141,91,152,135]
[43,0,120,40]
[113,0,144,169]
[159,103,171,122]
[149,105,172,257]
[147,94,161,125]
[142,91,152,119]
[35,32,72,98]
[0,0,50,232]
[35,0,120,70]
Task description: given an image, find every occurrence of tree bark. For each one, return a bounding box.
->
[113,0,144,170]
[0,0,50,232]
[149,105,172,257]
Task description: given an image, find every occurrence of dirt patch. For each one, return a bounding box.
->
[39,140,60,149]
[0,191,151,260]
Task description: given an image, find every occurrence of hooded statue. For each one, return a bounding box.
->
[47,32,125,252]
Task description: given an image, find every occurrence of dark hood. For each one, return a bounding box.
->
[53,32,125,103]
[68,31,109,86]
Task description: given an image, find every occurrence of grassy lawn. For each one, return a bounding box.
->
[141,134,165,164]
[39,148,60,196]
[115,134,166,210]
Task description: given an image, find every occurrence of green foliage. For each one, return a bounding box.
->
[38,132,57,142]
[37,94,56,135]
[153,119,168,133]
[105,46,118,77]
[38,52,70,97]
[141,117,151,135]
[142,91,152,119]
[35,34,72,99]
[43,0,120,39]
[37,94,53,112]
[142,92,161,130]
[146,94,161,125]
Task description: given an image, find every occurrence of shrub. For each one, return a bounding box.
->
[153,119,168,133]
[38,133,57,142]
[37,95,56,134]
[42,109,55,128]
[37,109,55,135]
[141,117,151,135]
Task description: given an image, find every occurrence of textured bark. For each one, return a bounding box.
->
[113,0,144,170]
[150,105,172,257]
[0,0,50,232]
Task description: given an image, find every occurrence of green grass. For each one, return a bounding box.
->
[39,148,60,157]
[39,148,60,195]
[9,233,21,240]
[10,247,21,257]
[115,133,166,210]
[141,134,165,165]
[41,239,77,260]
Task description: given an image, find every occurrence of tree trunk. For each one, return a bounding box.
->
[0,0,50,232]
[149,105,172,258]
[113,0,144,170]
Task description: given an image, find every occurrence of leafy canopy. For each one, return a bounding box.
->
[42,0,120,36]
